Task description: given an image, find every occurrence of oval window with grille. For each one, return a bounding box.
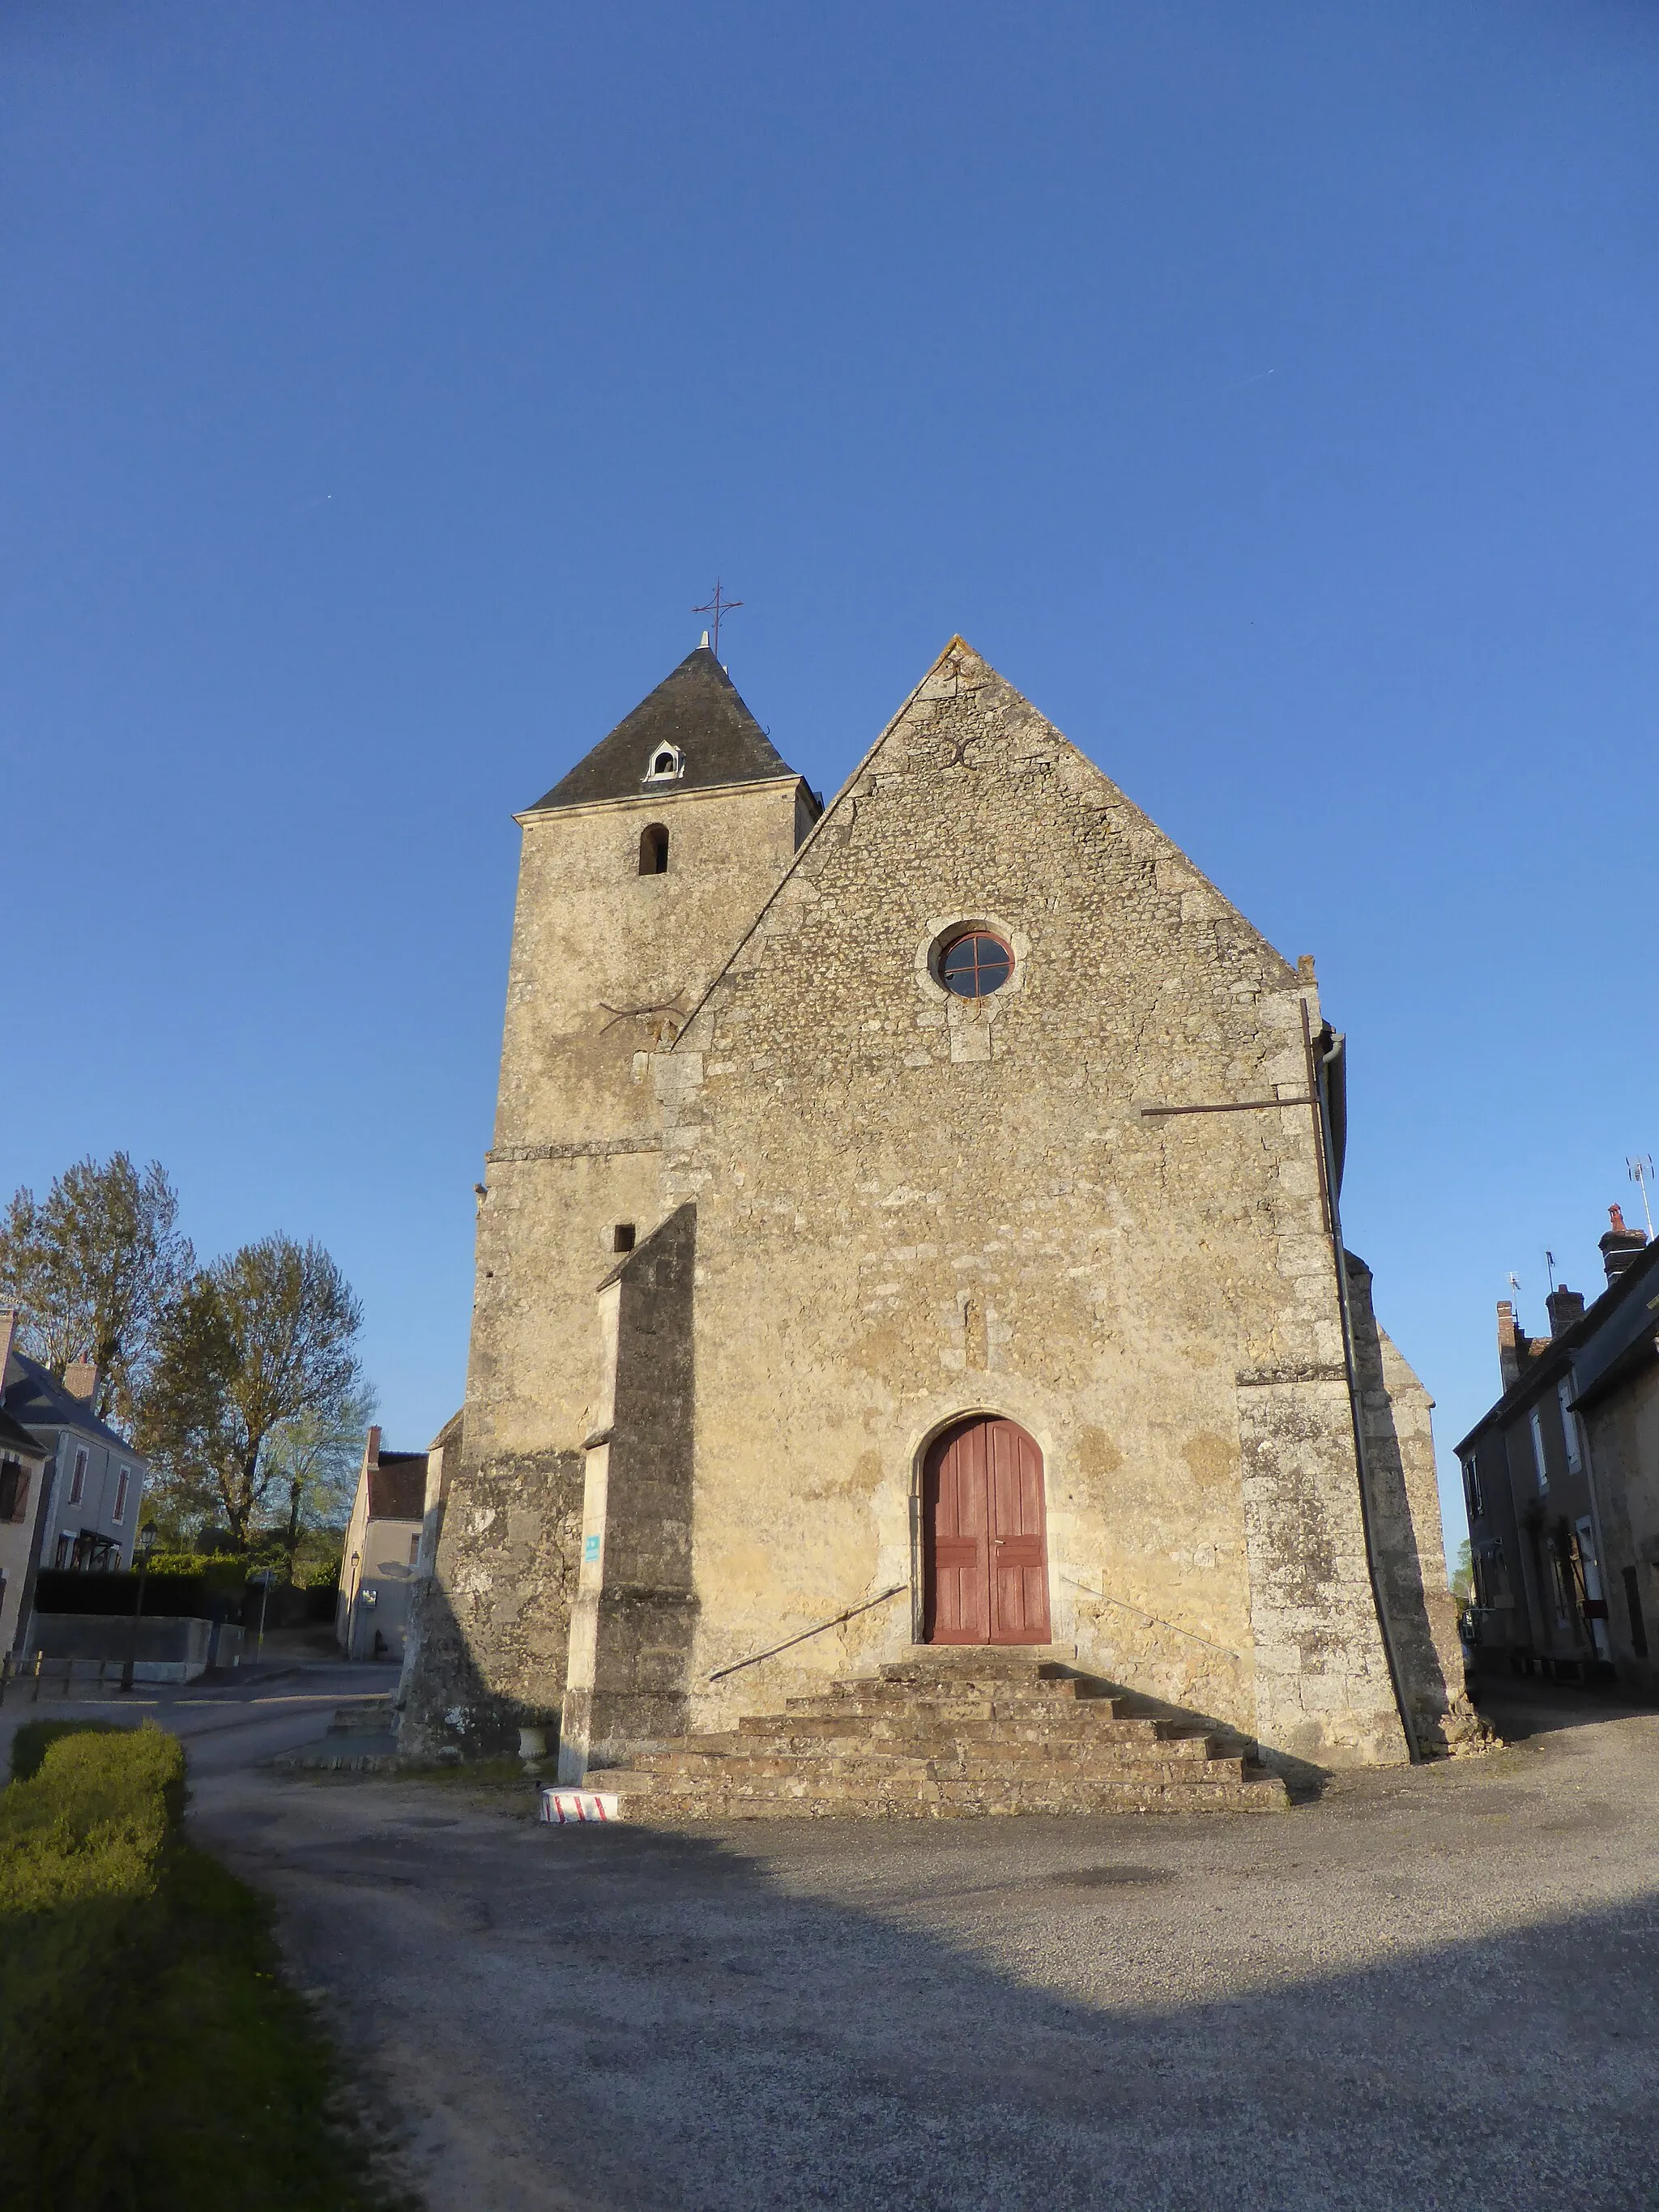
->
[938,930,1013,998]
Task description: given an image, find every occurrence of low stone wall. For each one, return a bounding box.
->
[26,1613,245,1684]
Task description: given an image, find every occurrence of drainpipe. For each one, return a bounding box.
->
[1303,1008,1421,1762]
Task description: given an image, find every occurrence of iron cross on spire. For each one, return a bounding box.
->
[693,579,744,659]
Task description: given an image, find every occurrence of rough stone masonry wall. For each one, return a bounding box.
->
[1344,1254,1485,1753]
[400,776,805,1755]
[652,641,1412,1766]
[1585,1362,1659,1698]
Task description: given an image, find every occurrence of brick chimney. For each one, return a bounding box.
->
[1546,1285,1586,1338]
[1498,1301,1526,1391]
[365,1424,382,1471]
[1600,1204,1648,1287]
[62,1360,99,1405]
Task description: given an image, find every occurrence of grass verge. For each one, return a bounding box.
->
[1,1722,409,2211]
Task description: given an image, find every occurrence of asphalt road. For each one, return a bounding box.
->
[185,1677,1659,2212]
[0,1657,400,1777]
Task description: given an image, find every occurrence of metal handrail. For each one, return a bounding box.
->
[707,1583,909,1684]
[1059,1575,1243,1661]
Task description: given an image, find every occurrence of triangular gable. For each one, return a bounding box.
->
[672,637,1297,1041]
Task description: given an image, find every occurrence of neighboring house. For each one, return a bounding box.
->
[0,1399,52,1657]
[1458,1206,1659,1694]
[338,1427,429,1660]
[0,1308,151,1653]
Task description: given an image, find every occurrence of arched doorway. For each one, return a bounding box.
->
[922,1416,1051,1645]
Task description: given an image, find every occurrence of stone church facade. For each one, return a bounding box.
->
[400,637,1473,1776]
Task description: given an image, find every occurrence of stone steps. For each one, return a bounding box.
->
[692,1726,1222,1765]
[327,1695,395,1735]
[630,1753,1254,1788]
[736,1711,1183,1745]
[274,1694,401,1773]
[585,1768,1283,1820]
[772,1694,1132,1721]
[711,1740,1217,1771]
[575,1649,1288,1820]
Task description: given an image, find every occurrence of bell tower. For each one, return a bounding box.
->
[401,645,817,1754]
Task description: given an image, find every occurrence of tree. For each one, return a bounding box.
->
[0,1154,193,1427]
[138,1236,366,1553]
[261,1380,379,1582]
[1450,1537,1473,1609]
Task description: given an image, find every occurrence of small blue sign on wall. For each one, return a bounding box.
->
[583,1534,601,1564]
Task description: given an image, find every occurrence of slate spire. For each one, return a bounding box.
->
[526,645,797,813]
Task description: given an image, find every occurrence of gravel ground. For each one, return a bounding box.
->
[189,1678,1659,2212]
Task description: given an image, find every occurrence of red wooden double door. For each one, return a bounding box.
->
[922,1416,1051,1645]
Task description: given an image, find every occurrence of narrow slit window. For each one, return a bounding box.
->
[639,825,669,875]
[613,1223,636,1253]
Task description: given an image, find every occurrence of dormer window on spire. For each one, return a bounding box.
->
[644,744,684,785]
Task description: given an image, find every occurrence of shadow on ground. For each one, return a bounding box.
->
[1470,1666,1656,1741]
[194,1688,1659,2212]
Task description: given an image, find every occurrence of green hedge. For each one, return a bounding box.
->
[143,1549,250,1586]
[0,1725,402,2210]
[9,1715,129,1782]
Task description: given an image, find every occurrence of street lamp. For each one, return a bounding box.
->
[249,1566,277,1667]
[120,1524,158,1694]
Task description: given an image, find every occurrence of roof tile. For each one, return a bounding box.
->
[526,646,796,812]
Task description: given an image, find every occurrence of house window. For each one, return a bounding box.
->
[937,930,1014,999]
[69,1447,88,1505]
[55,1532,75,1568]
[1529,1407,1549,1494]
[1474,1538,1509,1608]
[643,745,684,785]
[0,1460,27,1522]
[612,1223,636,1253]
[113,1468,130,1524]
[1559,1379,1582,1474]
[639,824,669,875]
[1462,1456,1484,1521]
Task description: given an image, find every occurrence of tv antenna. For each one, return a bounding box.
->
[1629,1154,1657,1240]
[693,579,743,661]
[1545,1250,1558,1294]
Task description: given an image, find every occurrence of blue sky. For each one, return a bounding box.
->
[3,4,1656,1568]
